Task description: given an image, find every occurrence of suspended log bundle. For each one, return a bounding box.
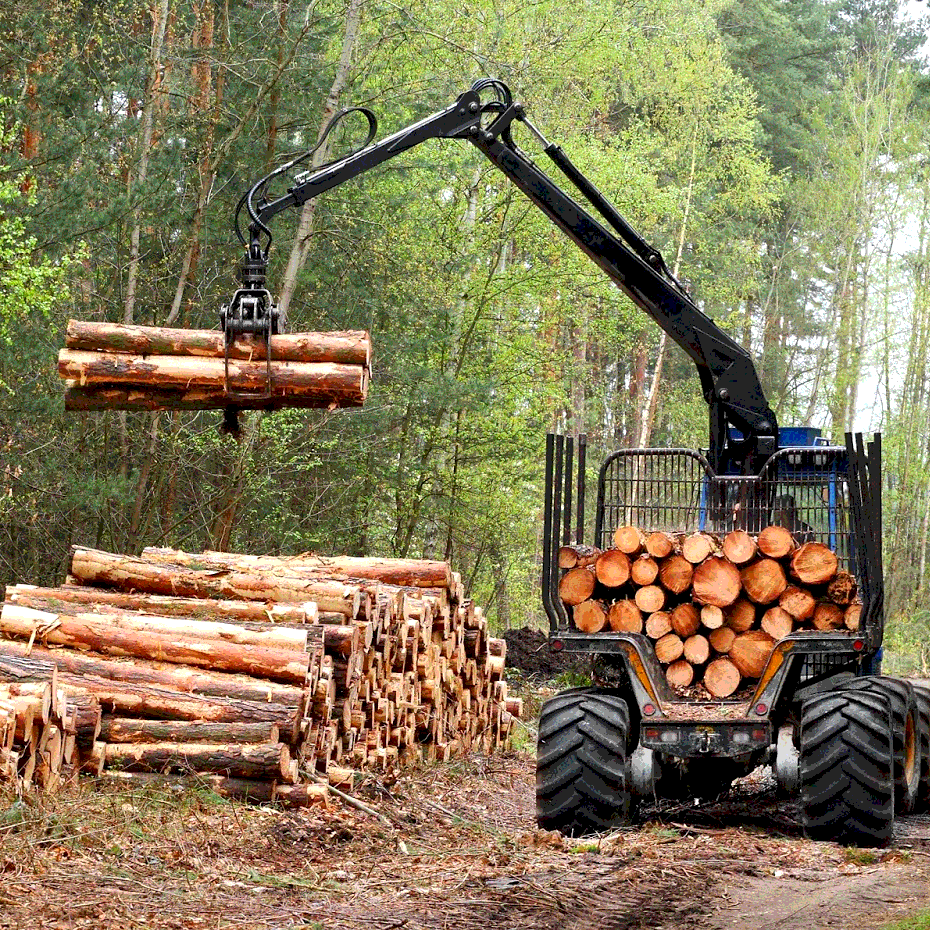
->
[58,321,371,412]
[559,527,861,699]
[0,545,518,802]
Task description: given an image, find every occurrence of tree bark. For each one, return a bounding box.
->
[69,547,363,616]
[102,740,294,781]
[100,718,278,744]
[0,604,311,684]
[7,584,317,624]
[144,547,453,589]
[66,321,372,366]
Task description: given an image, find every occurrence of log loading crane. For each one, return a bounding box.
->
[225,79,930,844]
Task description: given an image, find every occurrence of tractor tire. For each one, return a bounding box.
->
[799,689,894,846]
[911,682,930,813]
[536,687,631,836]
[837,676,921,814]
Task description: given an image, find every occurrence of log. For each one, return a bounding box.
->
[98,770,326,806]
[760,607,794,641]
[812,601,845,631]
[0,604,311,685]
[778,585,816,622]
[24,671,298,730]
[99,718,279,744]
[630,556,659,587]
[0,640,304,705]
[7,585,316,625]
[59,349,366,394]
[729,630,776,678]
[708,626,736,654]
[665,660,693,689]
[645,532,674,559]
[740,559,787,605]
[683,634,710,665]
[669,603,700,638]
[573,600,608,633]
[654,633,684,664]
[658,555,693,595]
[790,543,839,586]
[557,544,600,570]
[700,605,725,630]
[691,557,741,608]
[827,572,858,606]
[681,533,715,564]
[60,689,102,752]
[722,530,757,565]
[4,599,309,652]
[704,657,741,698]
[145,547,454,590]
[645,611,672,639]
[69,547,362,616]
[102,741,294,781]
[844,604,862,631]
[634,585,665,614]
[559,567,596,606]
[757,525,796,559]
[65,321,371,366]
[65,383,367,412]
[612,526,645,555]
[594,550,631,588]
[608,600,643,634]
[725,599,756,632]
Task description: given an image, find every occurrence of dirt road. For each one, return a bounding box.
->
[0,753,928,930]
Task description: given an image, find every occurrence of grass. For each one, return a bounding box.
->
[843,848,879,866]
[883,912,930,930]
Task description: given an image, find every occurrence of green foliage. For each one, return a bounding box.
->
[0,0,927,655]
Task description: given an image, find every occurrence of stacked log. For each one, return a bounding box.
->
[58,321,370,412]
[0,671,101,792]
[0,546,518,802]
[559,529,860,699]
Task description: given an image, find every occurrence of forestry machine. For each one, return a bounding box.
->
[227,78,930,844]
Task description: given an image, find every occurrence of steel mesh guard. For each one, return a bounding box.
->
[594,446,853,572]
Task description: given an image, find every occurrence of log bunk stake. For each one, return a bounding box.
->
[0,546,519,802]
[559,527,861,699]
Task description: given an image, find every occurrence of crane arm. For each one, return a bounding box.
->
[228,79,778,473]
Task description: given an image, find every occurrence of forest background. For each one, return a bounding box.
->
[2,0,930,672]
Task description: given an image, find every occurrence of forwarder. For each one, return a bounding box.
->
[222,78,930,845]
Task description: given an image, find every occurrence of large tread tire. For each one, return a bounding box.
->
[837,676,921,814]
[800,690,894,846]
[911,682,930,813]
[536,688,631,836]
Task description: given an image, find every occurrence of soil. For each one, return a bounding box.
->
[1,752,928,930]
[503,625,588,678]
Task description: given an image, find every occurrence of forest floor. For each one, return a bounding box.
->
[1,688,929,930]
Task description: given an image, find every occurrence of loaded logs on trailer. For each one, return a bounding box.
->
[0,547,519,802]
[559,527,860,698]
[58,321,370,411]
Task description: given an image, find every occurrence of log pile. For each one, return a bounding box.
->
[59,321,371,412]
[0,673,102,791]
[0,546,519,803]
[560,526,861,699]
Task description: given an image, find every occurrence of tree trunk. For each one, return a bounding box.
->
[276,0,364,319]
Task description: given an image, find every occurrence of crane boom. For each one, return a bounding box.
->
[225,79,778,473]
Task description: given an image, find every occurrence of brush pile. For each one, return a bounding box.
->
[559,526,860,697]
[0,545,519,802]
